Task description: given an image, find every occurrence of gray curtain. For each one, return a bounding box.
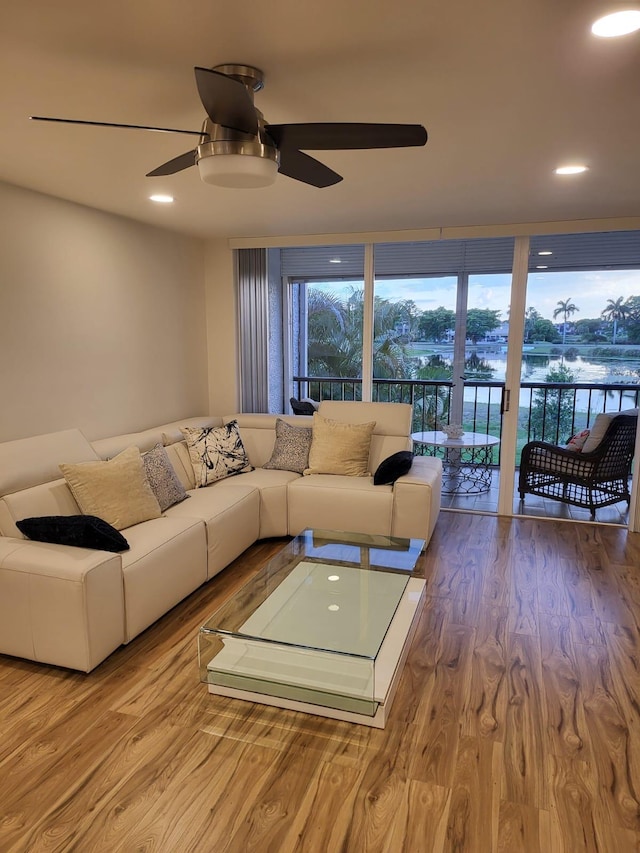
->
[237,248,269,412]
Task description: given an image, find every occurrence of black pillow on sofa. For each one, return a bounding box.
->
[373,451,414,485]
[16,515,130,552]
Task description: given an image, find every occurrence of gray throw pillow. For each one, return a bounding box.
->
[263,418,313,474]
[142,443,189,510]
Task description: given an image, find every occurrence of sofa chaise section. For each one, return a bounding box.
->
[284,401,442,542]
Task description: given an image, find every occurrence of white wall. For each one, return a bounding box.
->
[0,182,209,442]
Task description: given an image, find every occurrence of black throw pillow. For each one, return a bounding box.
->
[16,515,130,552]
[373,451,414,485]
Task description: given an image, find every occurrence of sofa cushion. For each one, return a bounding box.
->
[165,483,260,579]
[263,418,313,474]
[16,515,130,553]
[181,422,253,487]
[120,516,207,642]
[163,441,196,491]
[288,473,394,537]
[0,479,81,539]
[306,413,376,477]
[373,451,414,485]
[214,468,299,539]
[142,443,189,511]
[59,446,162,530]
[0,428,99,498]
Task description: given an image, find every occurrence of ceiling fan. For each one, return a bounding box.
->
[30,63,428,189]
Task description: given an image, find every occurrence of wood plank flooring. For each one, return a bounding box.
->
[2,513,640,852]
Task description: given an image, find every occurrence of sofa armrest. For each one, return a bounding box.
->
[0,537,125,671]
[391,456,442,545]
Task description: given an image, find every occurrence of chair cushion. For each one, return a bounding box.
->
[582,408,639,453]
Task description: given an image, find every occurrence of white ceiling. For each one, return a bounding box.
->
[1,0,639,241]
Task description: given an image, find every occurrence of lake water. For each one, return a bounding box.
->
[432,351,640,384]
[423,351,640,415]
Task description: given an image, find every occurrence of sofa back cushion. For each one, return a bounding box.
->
[164,441,197,491]
[0,429,99,498]
[92,416,222,460]
[0,479,82,538]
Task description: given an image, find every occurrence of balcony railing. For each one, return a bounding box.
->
[293,375,640,464]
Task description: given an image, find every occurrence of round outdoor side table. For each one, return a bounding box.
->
[411,431,500,495]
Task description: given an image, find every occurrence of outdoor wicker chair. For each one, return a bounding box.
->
[518,410,637,518]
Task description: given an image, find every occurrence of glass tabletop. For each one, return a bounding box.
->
[200,528,425,659]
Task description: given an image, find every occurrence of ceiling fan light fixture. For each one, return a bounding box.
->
[197,140,279,188]
[591,9,640,37]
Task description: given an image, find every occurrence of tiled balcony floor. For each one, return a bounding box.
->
[441,469,631,526]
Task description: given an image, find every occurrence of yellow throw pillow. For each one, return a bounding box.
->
[305,413,376,476]
[60,446,162,530]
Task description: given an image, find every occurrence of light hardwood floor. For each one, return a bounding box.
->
[2,513,640,852]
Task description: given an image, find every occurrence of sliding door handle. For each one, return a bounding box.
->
[501,388,511,414]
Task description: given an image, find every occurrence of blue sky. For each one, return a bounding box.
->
[314,269,640,321]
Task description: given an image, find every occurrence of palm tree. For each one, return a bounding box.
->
[601,296,630,345]
[553,298,579,346]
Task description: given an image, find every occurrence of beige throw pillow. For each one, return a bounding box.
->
[60,446,162,530]
[305,413,376,476]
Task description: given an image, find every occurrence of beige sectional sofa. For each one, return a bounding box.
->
[0,401,442,672]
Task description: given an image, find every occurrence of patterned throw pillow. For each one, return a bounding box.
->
[142,443,189,510]
[566,429,590,452]
[263,418,313,474]
[181,421,253,488]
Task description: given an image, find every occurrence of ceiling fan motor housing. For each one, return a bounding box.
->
[196,65,279,187]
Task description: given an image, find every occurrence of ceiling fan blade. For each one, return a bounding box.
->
[266,123,427,151]
[194,67,258,135]
[278,149,343,188]
[146,150,198,177]
[29,116,206,137]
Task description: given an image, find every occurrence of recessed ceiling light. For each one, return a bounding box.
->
[554,165,589,175]
[149,194,174,203]
[592,9,640,37]
[329,258,342,264]
[536,265,549,269]
[538,250,553,256]
[328,575,340,581]
[328,604,340,612]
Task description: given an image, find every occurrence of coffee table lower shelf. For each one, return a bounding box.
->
[204,578,426,729]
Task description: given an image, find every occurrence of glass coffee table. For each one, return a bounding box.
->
[198,528,426,728]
